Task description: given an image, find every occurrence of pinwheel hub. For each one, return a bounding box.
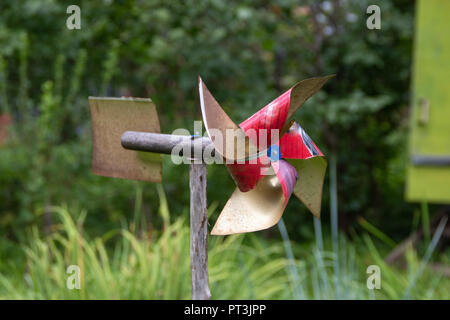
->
[267,144,281,161]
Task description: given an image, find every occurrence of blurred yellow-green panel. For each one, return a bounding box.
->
[406,0,450,203]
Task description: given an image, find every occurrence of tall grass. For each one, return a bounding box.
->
[0,199,292,299]
[0,186,448,300]
[0,188,450,299]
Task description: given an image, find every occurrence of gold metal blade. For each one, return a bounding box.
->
[199,77,258,161]
[281,75,335,133]
[89,97,162,182]
[211,174,286,235]
[288,157,327,218]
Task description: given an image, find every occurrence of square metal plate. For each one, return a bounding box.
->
[89,97,162,182]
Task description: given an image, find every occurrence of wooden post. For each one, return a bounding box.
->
[121,131,212,299]
[189,162,211,300]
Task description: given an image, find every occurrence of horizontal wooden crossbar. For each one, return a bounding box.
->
[121,131,214,157]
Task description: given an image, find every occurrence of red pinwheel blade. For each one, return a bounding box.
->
[226,155,271,192]
[239,89,290,149]
[240,75,334,150]
[279,122,327,218]
[279,121,324,159]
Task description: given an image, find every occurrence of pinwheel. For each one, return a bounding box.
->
[199,75,334,235]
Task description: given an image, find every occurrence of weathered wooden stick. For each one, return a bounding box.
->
[189,163,211,300]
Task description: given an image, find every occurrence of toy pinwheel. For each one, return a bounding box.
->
[199,75,333,235]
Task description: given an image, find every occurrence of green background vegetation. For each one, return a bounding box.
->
[0,0,448,299]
